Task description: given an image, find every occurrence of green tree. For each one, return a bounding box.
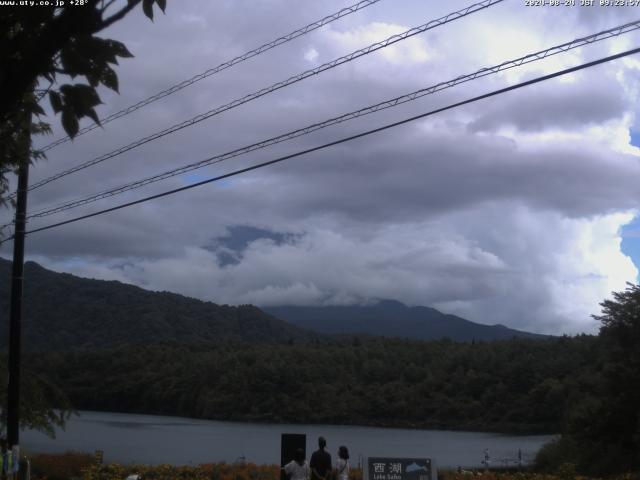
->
[0,0,168,433]
[589,283,640,472]
[537,284,640,475]
[0,359,72,437]
[0,0,167,206]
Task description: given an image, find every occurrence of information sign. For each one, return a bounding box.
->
[367,457,433,480]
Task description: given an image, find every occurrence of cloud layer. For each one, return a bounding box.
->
[3,0,640,334]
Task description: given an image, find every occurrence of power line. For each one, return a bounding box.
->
[23,0,504,195]
[26,19,640,219]
[38,0,386,153]
[7,46,637,243]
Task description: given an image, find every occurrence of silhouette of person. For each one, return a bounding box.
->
[310,437,332,480]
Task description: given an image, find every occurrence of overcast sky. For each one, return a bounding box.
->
[3,0,640,335]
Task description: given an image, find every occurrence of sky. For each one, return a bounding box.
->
[3,0,640,335]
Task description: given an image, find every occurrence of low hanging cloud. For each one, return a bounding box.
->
[32,204,637,335]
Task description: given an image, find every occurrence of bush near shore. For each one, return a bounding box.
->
[30,451,97,480]
[81,463,283,480]
[29,453,358,480]
[442,471,640,480]
[28,451,640,480]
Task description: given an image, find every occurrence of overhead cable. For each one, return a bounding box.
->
[39,0,387,152]
[23,0,504,195]
[27,19,640,219]
[6,46,637,243]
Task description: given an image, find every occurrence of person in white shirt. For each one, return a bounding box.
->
[284,448,310,480]
[334,446,350,480]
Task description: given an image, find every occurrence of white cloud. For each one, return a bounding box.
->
[547,211,638,332]
[325,22,430,66]
[304,47,319,63]
[22,207,636,335]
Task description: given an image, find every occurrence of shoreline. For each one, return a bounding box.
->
[63,409,559,437]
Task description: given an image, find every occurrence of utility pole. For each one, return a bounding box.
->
[6,110,31,448]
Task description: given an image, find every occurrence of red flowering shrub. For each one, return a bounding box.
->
[30,451,96,480]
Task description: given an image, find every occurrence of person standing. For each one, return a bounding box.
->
[335,446,350,480]
[284,448,310,480]
[310,437,332,480]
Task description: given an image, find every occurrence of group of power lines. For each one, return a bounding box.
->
[2,0,640,244]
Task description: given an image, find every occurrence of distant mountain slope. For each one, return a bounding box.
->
[264,299,548,342]
[0,258,315,350]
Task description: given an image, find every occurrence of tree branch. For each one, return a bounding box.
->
[100,0,142,29]
[100,0,119,15]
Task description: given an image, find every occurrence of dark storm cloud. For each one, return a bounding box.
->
[20,116,639,263]
[220,125,640,223]
[468,70,627,133]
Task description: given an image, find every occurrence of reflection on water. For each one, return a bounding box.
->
[99,421,152,429]
[22,411,556,469]
[95,420,200,429]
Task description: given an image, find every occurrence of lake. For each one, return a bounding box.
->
[22,411,555,469]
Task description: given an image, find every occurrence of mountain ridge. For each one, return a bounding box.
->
[0,258,546,350]
[264,299,548,342]
[0,258,316,350]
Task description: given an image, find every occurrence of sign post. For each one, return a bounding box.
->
[367,457,435,480]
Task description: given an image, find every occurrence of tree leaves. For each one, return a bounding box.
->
[106,39,133,60]
[143,0,154,20]
[38,9,148,139]
[560,283,640,474]
[100,65,119,93]
[25,334,598,434]
[49,91,63,113]
[59,36,133,90]
[31,101,45,117]
[0,0,167,200]
[41,0,162,139]
[143,0,167,21]
[61,110,79,138]
[54,84,103,137]
[0,359,72,437]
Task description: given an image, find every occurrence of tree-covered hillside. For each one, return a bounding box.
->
[26,335,598,434]
[0,259,548,350]
[0,259,316,350]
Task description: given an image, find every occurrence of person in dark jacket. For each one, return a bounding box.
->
[310,437,332,480]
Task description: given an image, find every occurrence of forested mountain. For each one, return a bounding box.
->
[0,258,316,350]
[264,300,548,342]
[0,258,546,351]
[26,335,597,434]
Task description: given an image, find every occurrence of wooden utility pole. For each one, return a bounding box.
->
[6,111,31,447]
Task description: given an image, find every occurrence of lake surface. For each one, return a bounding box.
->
[22,411,555,469]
